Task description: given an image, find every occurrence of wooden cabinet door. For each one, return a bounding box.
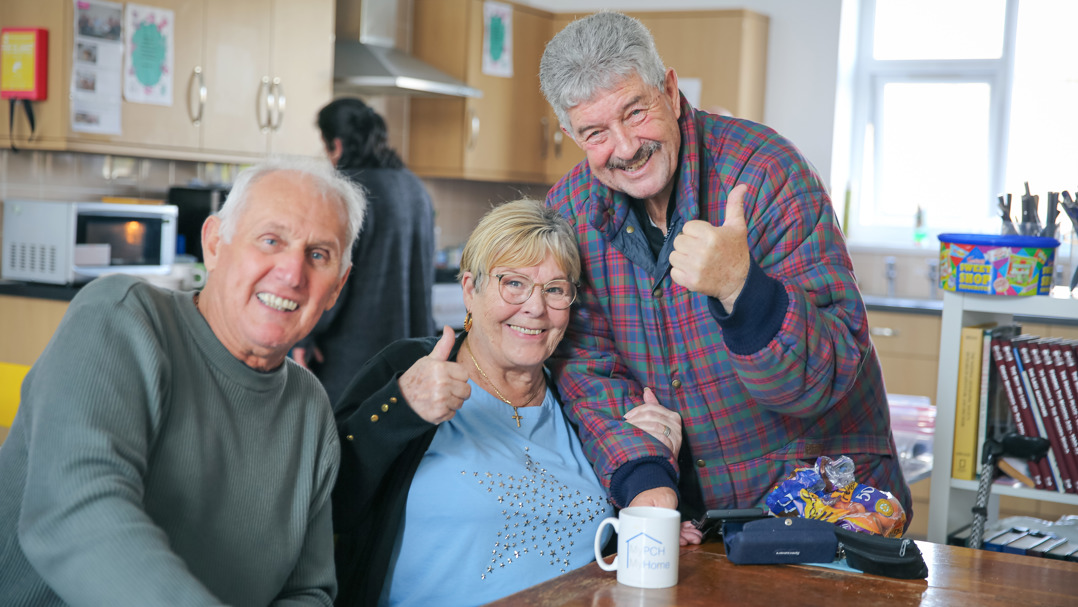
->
[267,0,334,157]
[461,2,548,183]
[410,0,469,178]
[632,10,768,123]
[542,13,588,185]
[0,296,68,367]
[200,0,270,156]
[543,105,585,185]
[410,0,550,183]
[867,310,941,400]
[105,0,204,153]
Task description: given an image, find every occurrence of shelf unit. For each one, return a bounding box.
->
[927,291,1078,544]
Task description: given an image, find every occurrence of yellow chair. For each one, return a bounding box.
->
[0,362,31,429]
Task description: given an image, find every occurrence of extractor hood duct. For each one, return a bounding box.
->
[333,0,481,98]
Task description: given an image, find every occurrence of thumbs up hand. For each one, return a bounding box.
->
[399,326,471,424]
[669,184,752,312]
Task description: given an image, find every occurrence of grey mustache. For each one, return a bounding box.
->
[607,141,660,170]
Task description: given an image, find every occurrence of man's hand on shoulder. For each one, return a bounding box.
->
[669,183,751,311]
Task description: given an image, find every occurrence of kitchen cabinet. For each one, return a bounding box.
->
[200,0,334,158]
[542,9,770,184]
[867,309,941,400]
[408,5,768,185]
[409,0,552,183]
[0,294,69,444]
[0,0,333,162]
[0,295,68,367]
[926,291,1078,545]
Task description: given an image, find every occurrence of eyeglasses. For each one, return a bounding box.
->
[494,273,577,310]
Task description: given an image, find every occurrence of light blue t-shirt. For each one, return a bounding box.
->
[381,380,612,607]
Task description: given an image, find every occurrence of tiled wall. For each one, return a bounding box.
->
[0,149,209,204]
[423,178,551,251]
[849,247,944,300]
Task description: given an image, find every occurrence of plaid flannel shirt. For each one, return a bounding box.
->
[546,96,912,522]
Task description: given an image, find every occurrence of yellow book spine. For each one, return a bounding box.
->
[952,324,988,480]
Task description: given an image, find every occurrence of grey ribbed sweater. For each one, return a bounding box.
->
[0,275,339,606]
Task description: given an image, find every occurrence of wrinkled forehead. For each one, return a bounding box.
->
[244,175,350,244]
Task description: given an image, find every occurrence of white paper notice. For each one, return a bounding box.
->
[123,4,174,106]
[482,1,513,78]
[71,0,124,134]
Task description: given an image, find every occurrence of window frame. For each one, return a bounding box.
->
[845,0,1020,246]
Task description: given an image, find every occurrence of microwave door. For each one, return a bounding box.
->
[72,204,177,281]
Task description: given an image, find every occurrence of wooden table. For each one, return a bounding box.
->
[487,540,1078,606]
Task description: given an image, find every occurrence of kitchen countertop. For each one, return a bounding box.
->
[862,295,943,315]
[0,280,82,302]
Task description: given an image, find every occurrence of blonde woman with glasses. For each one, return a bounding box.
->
[330,199,681,607]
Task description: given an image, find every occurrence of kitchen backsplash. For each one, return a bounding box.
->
[0,149,205,203]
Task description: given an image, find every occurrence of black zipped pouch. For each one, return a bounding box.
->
[722,518,929,580]
[834,526,928,579]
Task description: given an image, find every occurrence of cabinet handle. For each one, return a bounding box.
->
[270,78,285,131]
[870,327,898,338]
[540,117,549,159]
[188,66,206,126]
[553,129,563,158]
[467,109,480,151]
[257,76,272,132]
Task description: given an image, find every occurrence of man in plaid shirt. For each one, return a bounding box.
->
[539,12,911,542]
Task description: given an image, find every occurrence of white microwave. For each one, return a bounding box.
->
[1,200,178,285]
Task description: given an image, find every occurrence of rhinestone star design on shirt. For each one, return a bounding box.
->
[464,446,609,581]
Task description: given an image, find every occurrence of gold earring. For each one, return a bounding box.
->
[463,311,473,332]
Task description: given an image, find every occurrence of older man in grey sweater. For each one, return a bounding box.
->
[0,156,365,606]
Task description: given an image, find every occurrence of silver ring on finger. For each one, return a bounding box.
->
[663,424,671,438]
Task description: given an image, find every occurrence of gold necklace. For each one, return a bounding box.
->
[464,341,542,428]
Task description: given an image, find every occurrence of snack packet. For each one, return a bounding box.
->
[764,455,907,538]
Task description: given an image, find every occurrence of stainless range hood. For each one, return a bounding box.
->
[333,0,481,98]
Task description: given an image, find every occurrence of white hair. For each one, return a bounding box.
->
[539,11,667,132]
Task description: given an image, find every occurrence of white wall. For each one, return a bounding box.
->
[520,0,846,191]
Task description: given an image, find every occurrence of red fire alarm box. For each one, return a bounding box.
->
[1,28,48,101]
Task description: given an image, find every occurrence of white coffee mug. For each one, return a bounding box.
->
[593,506,680,588]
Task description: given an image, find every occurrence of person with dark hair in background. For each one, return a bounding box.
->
[293,97,437,404]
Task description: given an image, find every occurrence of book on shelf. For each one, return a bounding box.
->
[991,334,1051,490]
[1047,340,1078,483]
[976,324,1022,472]
[952,323,995,481]
[1030,339,1078,493]
[1013,337,1070,493]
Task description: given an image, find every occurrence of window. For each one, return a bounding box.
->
[845,0,1077,248]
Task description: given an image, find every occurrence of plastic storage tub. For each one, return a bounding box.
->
[938,233,1059,296]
